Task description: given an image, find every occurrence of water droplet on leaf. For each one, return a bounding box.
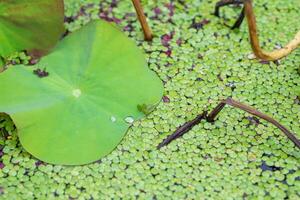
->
[110,116,116,122]
[72,89,81,98]
[124,117,134,124]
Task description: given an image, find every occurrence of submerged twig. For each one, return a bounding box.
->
[244,0,300,61]
[158,98,300,149]
[157,112,207,149]
[132,0,153,41]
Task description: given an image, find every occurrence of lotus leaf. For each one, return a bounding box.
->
[0,20,163,165]
[0,0,65,58]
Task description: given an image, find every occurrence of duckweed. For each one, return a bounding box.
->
[0,0,299,199]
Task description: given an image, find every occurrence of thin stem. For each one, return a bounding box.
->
[214,0,243,17]
[231,7,245,29]
[159,98,300,149]
[157,112,207,149]
[206,101,226,122]
[244,0,300,61]
[208,98,300,149]
[132,0,153,41]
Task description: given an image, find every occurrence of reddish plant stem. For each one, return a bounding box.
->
[244,0,300,61]
[207,98,300,149]
[214,0,300,60]
[132,0,153,41]
[158,98,300,149]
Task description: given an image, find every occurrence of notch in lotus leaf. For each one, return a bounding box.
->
[137,103,158,115]
[0,20,163,165]
[0,0,65,62]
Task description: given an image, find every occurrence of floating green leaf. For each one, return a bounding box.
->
[0,0,65,58]
[0,20,163,165]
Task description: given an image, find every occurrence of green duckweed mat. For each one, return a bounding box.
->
[0,0,299,199]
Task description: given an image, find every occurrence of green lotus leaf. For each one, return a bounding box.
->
[0,20,163,165]
[0,0,65,58]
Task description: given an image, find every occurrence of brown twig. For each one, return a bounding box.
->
[244,0,300,61]
[206,101,226,122]
[158,98,300,149]
[157,112,207,149]
[207,98,300,149]
[132,0,153,41]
